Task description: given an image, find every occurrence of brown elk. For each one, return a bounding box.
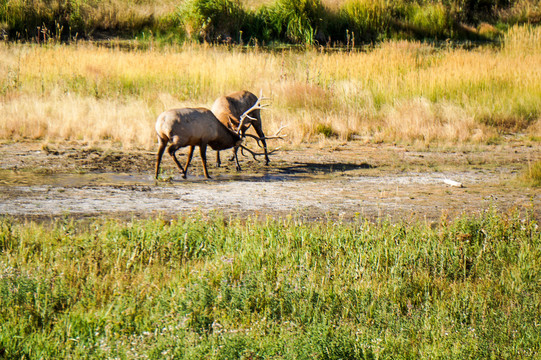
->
[154,107,243,179]
[211,90,270,169]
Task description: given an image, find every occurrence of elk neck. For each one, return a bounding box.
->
[208,126,242,150]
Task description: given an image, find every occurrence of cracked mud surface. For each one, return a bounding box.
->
[0,141,539,222]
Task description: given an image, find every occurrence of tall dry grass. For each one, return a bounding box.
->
[1,25,540,149]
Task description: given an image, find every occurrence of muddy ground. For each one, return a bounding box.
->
[0,140,539,223]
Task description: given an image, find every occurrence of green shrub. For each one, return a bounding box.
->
[178,0,246,42]
[266,0,327,45]
[339,0,393,43]
[0,0,85,40]
[405,2,453,39]
[316,123,337,138]
[0,0,536,44]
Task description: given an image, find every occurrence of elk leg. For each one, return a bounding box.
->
[253,122,270,165]
[155,136,167,179]
[233,146,241,172]
[199,143,211,179]
[216,150,221,167]
[182,145,195,179]
[168,144,187,178]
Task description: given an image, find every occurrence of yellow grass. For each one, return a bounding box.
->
[1,26,540,149]
[1,93,155,147]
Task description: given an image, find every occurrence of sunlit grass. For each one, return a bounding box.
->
[0,208,540,358]
[522,159,541,187]
[0,25,540,148]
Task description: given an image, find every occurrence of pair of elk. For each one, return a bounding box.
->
[155,91,282,180]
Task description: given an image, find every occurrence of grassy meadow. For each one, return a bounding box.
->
[1,24,541,149]
[1,2,541,357]
[1,209,540,358]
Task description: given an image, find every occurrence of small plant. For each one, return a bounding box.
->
[315,123,336,138]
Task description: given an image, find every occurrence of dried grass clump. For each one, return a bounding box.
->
[0,93,156,148]
[522,159,541,187]
[379,98,493,144]
[527,118,541,139]
[278,83,331,111]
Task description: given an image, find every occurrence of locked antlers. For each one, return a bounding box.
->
[236,91,287,162]
[240,123,288,161]
[243,124,288,147]
[237,91,270,134]
[240,145,281,161]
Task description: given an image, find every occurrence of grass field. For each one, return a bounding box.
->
[1,209,540,358]
[1,6,540,358]
[1,25,540,149]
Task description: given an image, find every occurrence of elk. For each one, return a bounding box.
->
[211,90,270,168]
[154,107,243,179]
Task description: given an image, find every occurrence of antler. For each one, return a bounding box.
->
[240,145,281,162]
[237,91,270,134]
[228,114,253,130]
[242,124,288,148]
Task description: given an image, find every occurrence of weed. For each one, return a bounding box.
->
[315,123,336,138]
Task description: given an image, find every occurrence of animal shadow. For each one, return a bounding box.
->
[276,161,374,175]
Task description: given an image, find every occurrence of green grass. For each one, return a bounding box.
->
[1,209,540,358]
[1,0,540,44]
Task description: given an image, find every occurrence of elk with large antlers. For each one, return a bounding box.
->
[154,107,243,179]
[211,90,270,169]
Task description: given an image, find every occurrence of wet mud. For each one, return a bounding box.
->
[0,141,539,222]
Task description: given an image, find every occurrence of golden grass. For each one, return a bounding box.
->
[1,26,540,149]
[1,93,155,148]
[379,98,493,144]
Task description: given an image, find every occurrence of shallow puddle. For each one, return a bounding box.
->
[0,169,314,187]
[0,170,154,187]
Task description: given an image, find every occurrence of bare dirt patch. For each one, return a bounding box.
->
[0,141,539,222]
